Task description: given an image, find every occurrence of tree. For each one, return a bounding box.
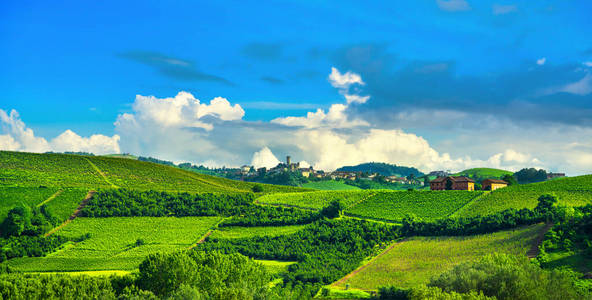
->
[514,168,547,184]
[535,193,558,214]
[1,205,32,237]
[321,200,344,219]
[501,174,517,186]
[251,184,263,193]
[445,178,453,190]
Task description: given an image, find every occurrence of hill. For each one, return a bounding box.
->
[301,180,361,190]
[0,151,307,194]
[337,162,424,177]
[451,168,513,180]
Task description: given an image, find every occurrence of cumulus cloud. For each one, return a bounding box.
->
[328,67,365,89]
[0,109,120,154]
[537,57,546,65]
[437,0,470,12]
[250,147,281,168]
[271,104,369,128]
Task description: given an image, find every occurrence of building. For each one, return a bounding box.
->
[430,176,475,191]
[547,173,566,180]
[240,165,251,174]
[428,170,449,177]
[482,179,508,191]
[298,167,313,177]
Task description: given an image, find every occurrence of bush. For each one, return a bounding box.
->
[251,184,263,193]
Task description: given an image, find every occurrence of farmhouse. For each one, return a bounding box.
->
[482,179,508,191]
[430,176,475,191]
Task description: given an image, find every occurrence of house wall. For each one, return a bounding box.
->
[484,182,507,191]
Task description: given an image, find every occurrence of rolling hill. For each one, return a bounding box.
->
[0,151,307,193]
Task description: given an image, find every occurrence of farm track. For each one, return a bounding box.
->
[331,238,408,287]
[448,191,489,218]
[188,217,229,249]
[36,189,63,207]
[45,190,95,237]
[527,222,554,258]
[85,158,118,188]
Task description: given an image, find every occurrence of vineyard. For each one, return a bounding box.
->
[256,190,375,209]
[7,216,222,272]
[333,223,547,290]
[459,175,592,218]
[345,191,483,221]
[0,151,307,194]
[0,187,60,222]
[209,225,307,239]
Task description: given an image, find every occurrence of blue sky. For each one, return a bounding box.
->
[2,1,592,174]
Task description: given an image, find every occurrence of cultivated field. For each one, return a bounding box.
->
[345,191,483,221]
[209,225,307,239]
[7,216,222,272]
[301,181,361,190]
[333,223,547,290]
[256,190,375,210]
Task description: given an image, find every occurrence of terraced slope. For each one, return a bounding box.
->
[346,191,483,222]
[0,151,307,193]
[333,223,547,290]
[459,175,592,218]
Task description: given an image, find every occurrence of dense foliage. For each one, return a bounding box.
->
[82,189,321,227]
[337,162,424,177]
[538,204,592,263]
[197,218,400,293]
[430,253,586,300]
[514,167,548,184]
[0,235,69,262]
[0,205,57,237]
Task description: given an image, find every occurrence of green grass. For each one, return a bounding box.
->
[345,191,483,221]
[254,259,296,275]
[541,251,592,274]
[7,216,222,272]
[0,151,307,194]
[302,181,361,191]
[452,168,513,179]
[0,187,60,222]
[43,189,88,223]
[209,225,307,239]
[458,175,592,218]
[333,223,547,290]
[257,190,376,210]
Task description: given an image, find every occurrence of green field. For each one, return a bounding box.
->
[301,180,361,190]
[345,191,483,221]
[209,225,307,239]
[452,168,513,179]
[254,259,296,275]
[7,216,222,272]
[257,190,375,210]
[43,189,88,223]
[0,151,307,194]
[458,175,592,217]
[0,187,60,222]
[333,223,547,290]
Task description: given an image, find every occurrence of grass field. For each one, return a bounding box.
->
[345,191,483,221]
[0,151,307,194]
[257,190,375,210]
[209,225,307,239]
[301,181,361,191]
[254,259,296,275]
[7,217,222,272]
[458,175,592,218]
[333,223,547,290]
[43,189,88,222]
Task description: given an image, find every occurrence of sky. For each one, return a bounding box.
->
[1,0,592,175]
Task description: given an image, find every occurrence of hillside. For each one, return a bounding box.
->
[337,162,424,177]
[452,168,513,179]
[0,151,307,193]
[458,174,592,217]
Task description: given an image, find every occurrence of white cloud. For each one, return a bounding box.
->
[561,73,592,95]
[251,147,281,168]
[271,104,369,129]
[493,4,517,15]
[437,0,470,12]
[584,61,592,67]
[537,57,546,65]
[328,67,364,89]
[345,94,370,104]
[123,91,244,131]
[0,109,120,154]
[299,161,311,168]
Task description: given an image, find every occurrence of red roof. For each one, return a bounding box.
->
[482,179,508,184]
[430,176,475,183]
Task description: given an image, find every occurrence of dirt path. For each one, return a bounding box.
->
[332,239,407,287]
[527,222,554,258]
[45,190,95,237]
[84,158,118,188]
[36,189,63,207]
